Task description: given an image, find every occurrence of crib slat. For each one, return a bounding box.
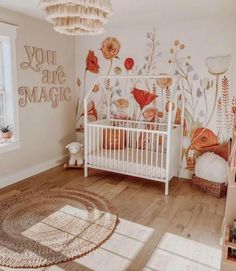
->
[97,127,100,167]
[115,128,117,169]
[122,128,125,172]
[105,127,108,168]
[156,134,159,178]
[88,126,91,164]
[145,131,148,177]
[150,132,154,177]
[110,127,112,169]
[136,131,139,173]
[101,127,103,168]
[118,128,121,171]
[92,127,97,165]
[141,132,144,176]
[132,131,134,174]
[127,130,130,173]
[161,134,165,179]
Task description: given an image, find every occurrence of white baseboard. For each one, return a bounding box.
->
[0,156,66,189]
[179,168,193,180]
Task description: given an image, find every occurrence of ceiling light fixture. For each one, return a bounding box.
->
[39,0,112,35]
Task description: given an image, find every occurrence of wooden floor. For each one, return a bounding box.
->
[0,167,225,271]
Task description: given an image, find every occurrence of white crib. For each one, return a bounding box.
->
[84,76,184,195]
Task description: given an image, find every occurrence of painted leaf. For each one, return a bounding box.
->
[196,88,202,98]
[187,65,194,73]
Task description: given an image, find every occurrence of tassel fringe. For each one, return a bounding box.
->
[46,4,109,23]
[54,17,103,31]
[39,0,112,35]
[40,0,112,14]
[54,25,104,35]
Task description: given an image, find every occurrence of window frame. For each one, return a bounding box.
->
[0,89,6,127]
[0,22,20,154]
[0,41,5,127]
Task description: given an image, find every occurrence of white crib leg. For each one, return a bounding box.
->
[84,166,88,178]
[165,181,169,196]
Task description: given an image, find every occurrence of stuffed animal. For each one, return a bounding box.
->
[66,142,84,166]
[195,152,228,183]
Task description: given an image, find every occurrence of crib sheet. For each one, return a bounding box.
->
[88,148,166,179]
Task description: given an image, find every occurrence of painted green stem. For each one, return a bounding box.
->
[205,75,219,127]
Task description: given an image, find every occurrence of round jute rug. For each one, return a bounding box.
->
[0,189,118,268]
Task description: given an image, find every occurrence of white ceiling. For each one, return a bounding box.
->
[0,0,235,26]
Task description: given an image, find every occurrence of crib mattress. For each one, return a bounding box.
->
[88,148,166,179]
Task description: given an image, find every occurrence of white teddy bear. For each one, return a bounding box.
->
[66,142,84,166]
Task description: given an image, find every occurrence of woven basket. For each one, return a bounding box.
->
[190,174,227,198]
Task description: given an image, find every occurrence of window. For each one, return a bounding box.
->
[0,42,5,127]
[0,22,19,154]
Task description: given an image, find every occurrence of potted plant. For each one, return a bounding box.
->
[0,125,11,139]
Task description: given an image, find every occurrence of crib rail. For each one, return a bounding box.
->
[88,119,169,134]
[86,121,167,182]
[84,75,184,195]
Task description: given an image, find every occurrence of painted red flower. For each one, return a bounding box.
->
[131,88,157,109]
[86,50,100,74]
[124,58,134,70]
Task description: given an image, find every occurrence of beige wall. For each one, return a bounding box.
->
[0,7,76,184]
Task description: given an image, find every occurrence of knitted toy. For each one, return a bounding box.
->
[66,142,84,166]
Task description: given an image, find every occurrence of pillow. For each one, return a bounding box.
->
[195,152,228,183]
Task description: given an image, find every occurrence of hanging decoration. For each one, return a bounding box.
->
[39,0,112,35]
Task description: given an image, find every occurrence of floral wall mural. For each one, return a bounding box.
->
[75,20,236,178]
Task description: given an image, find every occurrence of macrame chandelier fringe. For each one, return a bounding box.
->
[45,4,109,24]
[54,25,104,35]
[39,0,112,35]
[40,0,112,13]
[54,17,103,31]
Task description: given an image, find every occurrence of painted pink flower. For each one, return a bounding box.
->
[124,58,134,70]
[131,88,157,110]
[113,113,131,120]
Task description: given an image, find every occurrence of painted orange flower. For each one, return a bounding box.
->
[116,98,129,109]
[131,88,157,110]
[86,50,100,74]
[191,128,218,151]
[101,37,121,60]
[142,108,159,122]
[156,77,172,89]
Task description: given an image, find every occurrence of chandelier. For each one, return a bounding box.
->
[39,0,112,35]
